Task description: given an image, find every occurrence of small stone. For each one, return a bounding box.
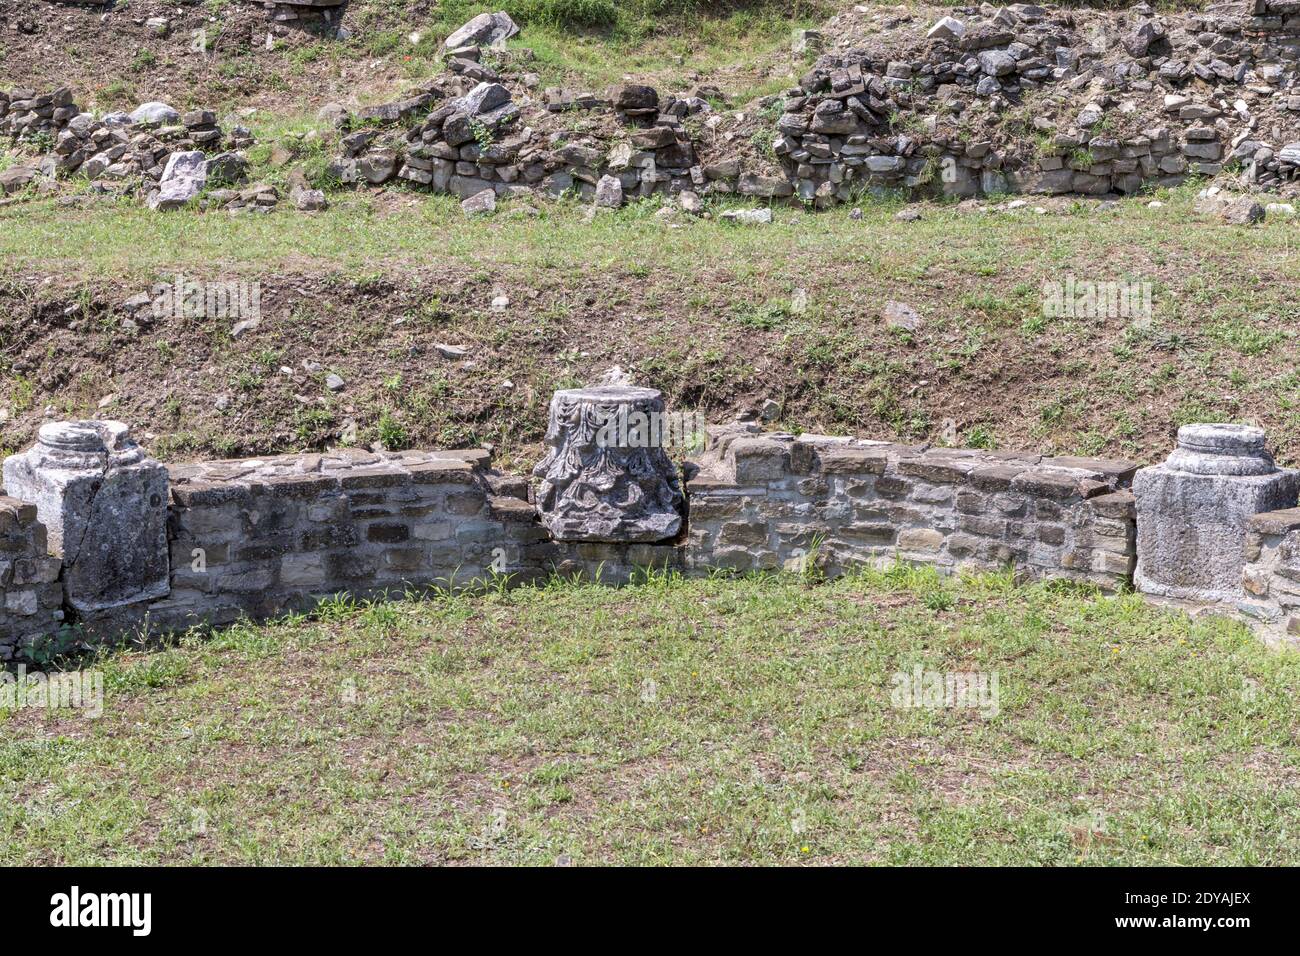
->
[894,208,922,222]
[883,301,923,333]
[978,50,1016,77]
[678,190,704,215]
[1076,105,1103,128]
[317,103,349,128]
[325,373,346,392]
[461,188,497,216]
[720,208,773,225]
[444,11,520,50]
[594,175,623,208]
[1221,197,1265,226]
[435,343,468,359]
[0,166,37,195]
[291,187,328,211]
[491,295,510,311]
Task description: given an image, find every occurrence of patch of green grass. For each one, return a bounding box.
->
[1209,317,1287,357]
[2,569,1298,865]
[376,408,411,450]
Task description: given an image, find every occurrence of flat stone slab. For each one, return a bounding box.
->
[1248,508,1300,535]
[168,447,493,503]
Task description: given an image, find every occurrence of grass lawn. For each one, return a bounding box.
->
[2,566,1297,865]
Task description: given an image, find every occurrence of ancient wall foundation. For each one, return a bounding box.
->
[1241,508,1300,636]
[0,497,63,661]
[685,425,1138,589]
[4,398,1300,656]
[8,3,1300,214]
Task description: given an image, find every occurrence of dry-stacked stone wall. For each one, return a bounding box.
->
[14,414,1300,653]
[777,2,1300,204]
[0,497,63,661]
[149,447,527,631]
[1240,508,1300,636]
[685,426,1138,589]
[8,4,1300,208]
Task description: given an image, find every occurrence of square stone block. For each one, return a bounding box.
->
[3,421,170,613]
[1134,425,1298,602]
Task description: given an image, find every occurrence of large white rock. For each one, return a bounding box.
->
[927,16,965,41]
[149,150,208,210]
[443,12,519,50]
[130,101,180,125]
[1134,424,1299,602]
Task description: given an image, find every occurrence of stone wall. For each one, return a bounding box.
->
[145,447,523,632]
[0,497,63,661]
[332,78,708,209]
[10,4,1300,211]
[1239,508,1300,636]
[685,425,1138,590]
[14,414,1300,655]
[780,4,1300,205]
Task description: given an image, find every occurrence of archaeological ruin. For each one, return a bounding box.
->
[4,2,1300,215]
[2,386,1298,660]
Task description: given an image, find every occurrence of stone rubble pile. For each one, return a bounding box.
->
[260,0,348,33]
[5,5,1300,213]
[35,0,348,33]
[1,86,259,207]
[774,1,1300,204]
[326,69,714,208]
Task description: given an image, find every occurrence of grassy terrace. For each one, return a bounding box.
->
[3,185,1300,468]
[2,568,1298,865]
[6,181,1298,280]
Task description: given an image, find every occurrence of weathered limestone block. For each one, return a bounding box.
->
[1134,424,1298,602]
[3,421,169,614]
[533,386,683,543]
